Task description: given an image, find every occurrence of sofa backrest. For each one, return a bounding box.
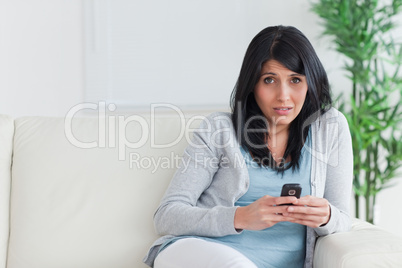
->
[0,115,14,268]
[5,112,204,268]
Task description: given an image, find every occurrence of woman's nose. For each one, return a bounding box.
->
[276,84,290,102]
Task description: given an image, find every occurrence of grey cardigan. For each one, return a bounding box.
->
[144,108,353,268]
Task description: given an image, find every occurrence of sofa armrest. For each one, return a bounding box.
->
[313,218,402,267]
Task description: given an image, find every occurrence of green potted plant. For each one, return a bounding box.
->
[311,0,402,223]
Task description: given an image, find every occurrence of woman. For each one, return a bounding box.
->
[144,25,353,268]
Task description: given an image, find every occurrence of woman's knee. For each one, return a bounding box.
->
[154,238,257,268]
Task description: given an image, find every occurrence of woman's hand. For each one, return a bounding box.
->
[282,195,331,228]
[234,195,298,231]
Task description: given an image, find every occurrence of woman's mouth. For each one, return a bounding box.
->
[273,107,293,115]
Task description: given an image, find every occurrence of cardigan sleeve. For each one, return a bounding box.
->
[314,109,353,236]
[153,113,241,237]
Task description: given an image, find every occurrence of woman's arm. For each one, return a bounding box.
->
[153,114,241,237]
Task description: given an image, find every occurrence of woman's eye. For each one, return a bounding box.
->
[264,77,274,84]
[291,78,301,84]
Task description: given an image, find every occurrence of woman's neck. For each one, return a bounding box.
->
[267,125,290,163]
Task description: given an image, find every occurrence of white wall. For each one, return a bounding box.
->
[0,0,83,118]
[82,0,351,111]
[0,0,401,236]
[0,0,350,117]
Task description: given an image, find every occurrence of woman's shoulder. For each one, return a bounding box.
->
[198,111,234,129]
[204,111,232,121]
[311,107,348,127]
[322,107,346,120]
[310,107,351,145]
[192,111,239,149]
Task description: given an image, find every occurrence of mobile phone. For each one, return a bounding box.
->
[280,183,302,205]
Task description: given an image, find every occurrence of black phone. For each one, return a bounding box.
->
[280,183,302,205]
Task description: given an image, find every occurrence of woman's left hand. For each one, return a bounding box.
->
[282,195,331,228]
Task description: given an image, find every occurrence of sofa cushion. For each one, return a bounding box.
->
[7,113,199,268]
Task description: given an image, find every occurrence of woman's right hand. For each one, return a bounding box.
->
[234,195,298,231]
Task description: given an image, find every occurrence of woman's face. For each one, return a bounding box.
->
[254,60,308,132]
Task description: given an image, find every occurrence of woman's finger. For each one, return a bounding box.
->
[292,195,328,207]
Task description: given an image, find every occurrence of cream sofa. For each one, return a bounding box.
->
[1,113,402,268]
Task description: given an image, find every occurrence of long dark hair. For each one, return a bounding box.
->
[230,25,332,172]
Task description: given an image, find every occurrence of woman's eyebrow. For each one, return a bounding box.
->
[260,72,277,76]
[260,72,305,77]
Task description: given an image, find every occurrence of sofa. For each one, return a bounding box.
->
[1,112,402,268]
